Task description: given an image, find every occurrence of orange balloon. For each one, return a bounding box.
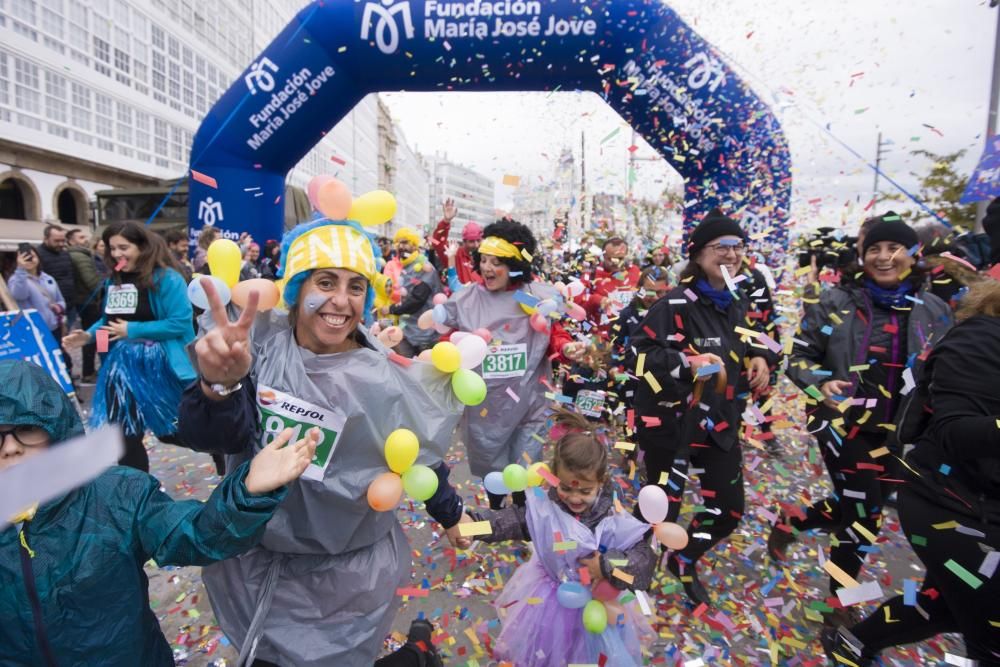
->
[367,471,403,512]
[316,177,353,220]
[653,522,689,550]
[231,279,280,311]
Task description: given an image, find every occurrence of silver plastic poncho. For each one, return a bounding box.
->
[202,311,462,666]
[442,282,559,478]
[398,256,443,350]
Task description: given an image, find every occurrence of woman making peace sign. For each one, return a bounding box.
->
[177,217,470,666]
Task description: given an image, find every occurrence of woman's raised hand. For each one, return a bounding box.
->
[195,276,259,388]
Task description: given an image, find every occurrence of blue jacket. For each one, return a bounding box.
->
[87,267,196,382]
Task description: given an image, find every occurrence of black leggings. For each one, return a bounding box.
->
[637,427,745,565]
[252,649,423,667]
[784,428,898,592]
[119,433,149,472]
[850,487,1000,664]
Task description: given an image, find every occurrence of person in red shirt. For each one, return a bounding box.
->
[575,236,642,330]
[430,199,483,286]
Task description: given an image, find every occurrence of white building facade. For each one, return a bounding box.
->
[421,153,494,238]
[0,0,428,247]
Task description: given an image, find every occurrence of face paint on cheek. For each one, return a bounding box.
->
[303,293,328,311]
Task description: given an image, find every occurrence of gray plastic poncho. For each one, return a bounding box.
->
[442,282,559,478]
[398,255,443,350]
[201,312,463,666]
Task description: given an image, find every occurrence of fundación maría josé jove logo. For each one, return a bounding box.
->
[361,0,415,55]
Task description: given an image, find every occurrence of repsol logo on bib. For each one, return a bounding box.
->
[279,401,325,421]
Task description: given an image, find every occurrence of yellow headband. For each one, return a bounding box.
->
[283,224,376,284]
[393,227,421,247]
[479,236,523,260]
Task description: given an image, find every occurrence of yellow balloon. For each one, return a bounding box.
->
[527,462,551,487]
[348,190,398,227]
[430,341,461,374]
[385,428,419,474]
[206,239,242,287]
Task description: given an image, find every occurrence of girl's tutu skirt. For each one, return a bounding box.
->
[494,556,653,667]
[89,340,185,437]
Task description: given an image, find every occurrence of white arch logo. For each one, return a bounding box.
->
[361,1,414,55]
[199,197,224,227]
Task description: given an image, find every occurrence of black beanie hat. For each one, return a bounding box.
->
[983,197,1000,266]
[861,212,918,257]
[687,208,745,258]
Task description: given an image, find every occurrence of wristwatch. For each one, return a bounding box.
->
[201,376,243,396]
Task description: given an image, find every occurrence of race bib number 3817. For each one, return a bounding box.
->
[481,343,528,379]
[257,386,344,481]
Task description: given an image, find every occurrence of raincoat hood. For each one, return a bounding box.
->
[0,360,82,444]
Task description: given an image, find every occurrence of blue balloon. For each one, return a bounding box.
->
[556,581,592,610]
[483,471,509,496]
[189,1,791,263]
[187,276,231,310]
[432,303,448,324]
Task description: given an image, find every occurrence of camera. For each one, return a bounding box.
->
[796,227,857,270]
[17,242,34,255]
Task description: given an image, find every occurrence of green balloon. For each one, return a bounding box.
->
[451,368,487,406]
[401,464,439,502]
[502,463,528,492]
[582,599,608,634]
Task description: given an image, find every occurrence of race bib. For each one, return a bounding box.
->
[606,289,635,316]
[481,343,528,379]
[105,284,139,315]
[575,389,606,418]
[257,386,345,481]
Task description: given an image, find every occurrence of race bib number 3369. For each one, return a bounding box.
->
[481,343,527,379]
[257,386,344,481]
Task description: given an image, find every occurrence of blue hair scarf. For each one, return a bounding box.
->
[696,279,735,310]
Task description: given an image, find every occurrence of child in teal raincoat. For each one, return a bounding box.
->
[0,360,317,666]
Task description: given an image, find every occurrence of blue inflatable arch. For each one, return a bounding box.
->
[188,0,791,249]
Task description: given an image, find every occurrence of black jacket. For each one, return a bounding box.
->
[785,285,953,432]
[906,315,1000,524]
[35,244,75,305]
[632,283,779,452]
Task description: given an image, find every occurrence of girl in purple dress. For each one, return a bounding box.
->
[469,410,657,667]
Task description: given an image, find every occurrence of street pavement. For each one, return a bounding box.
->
[116,375,966,666]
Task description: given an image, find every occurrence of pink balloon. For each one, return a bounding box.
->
[417,349,434,362]
[637,485,669,524]
[307,175,333,210]
[653,522,689,550]
[450,331,469,344]
[417,310,435,330]
[379,326,404,348]
[530,312,550,333]
[474,327,492,343]
[369,322,383,336]
[316,178,352,220]
[433,293,448,306]
[433,322,452,335]
[566,302,587,321]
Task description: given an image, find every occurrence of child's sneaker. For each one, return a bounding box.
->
[404,619,443,667]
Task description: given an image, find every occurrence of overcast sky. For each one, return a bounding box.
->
[382,0,997,233]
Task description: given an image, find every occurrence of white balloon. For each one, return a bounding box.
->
[450,331,469,344]
[457,333,488,370]
[567,280,585,297]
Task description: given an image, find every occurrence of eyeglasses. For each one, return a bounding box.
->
[0,425,50,447]
[705,242,747,256]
